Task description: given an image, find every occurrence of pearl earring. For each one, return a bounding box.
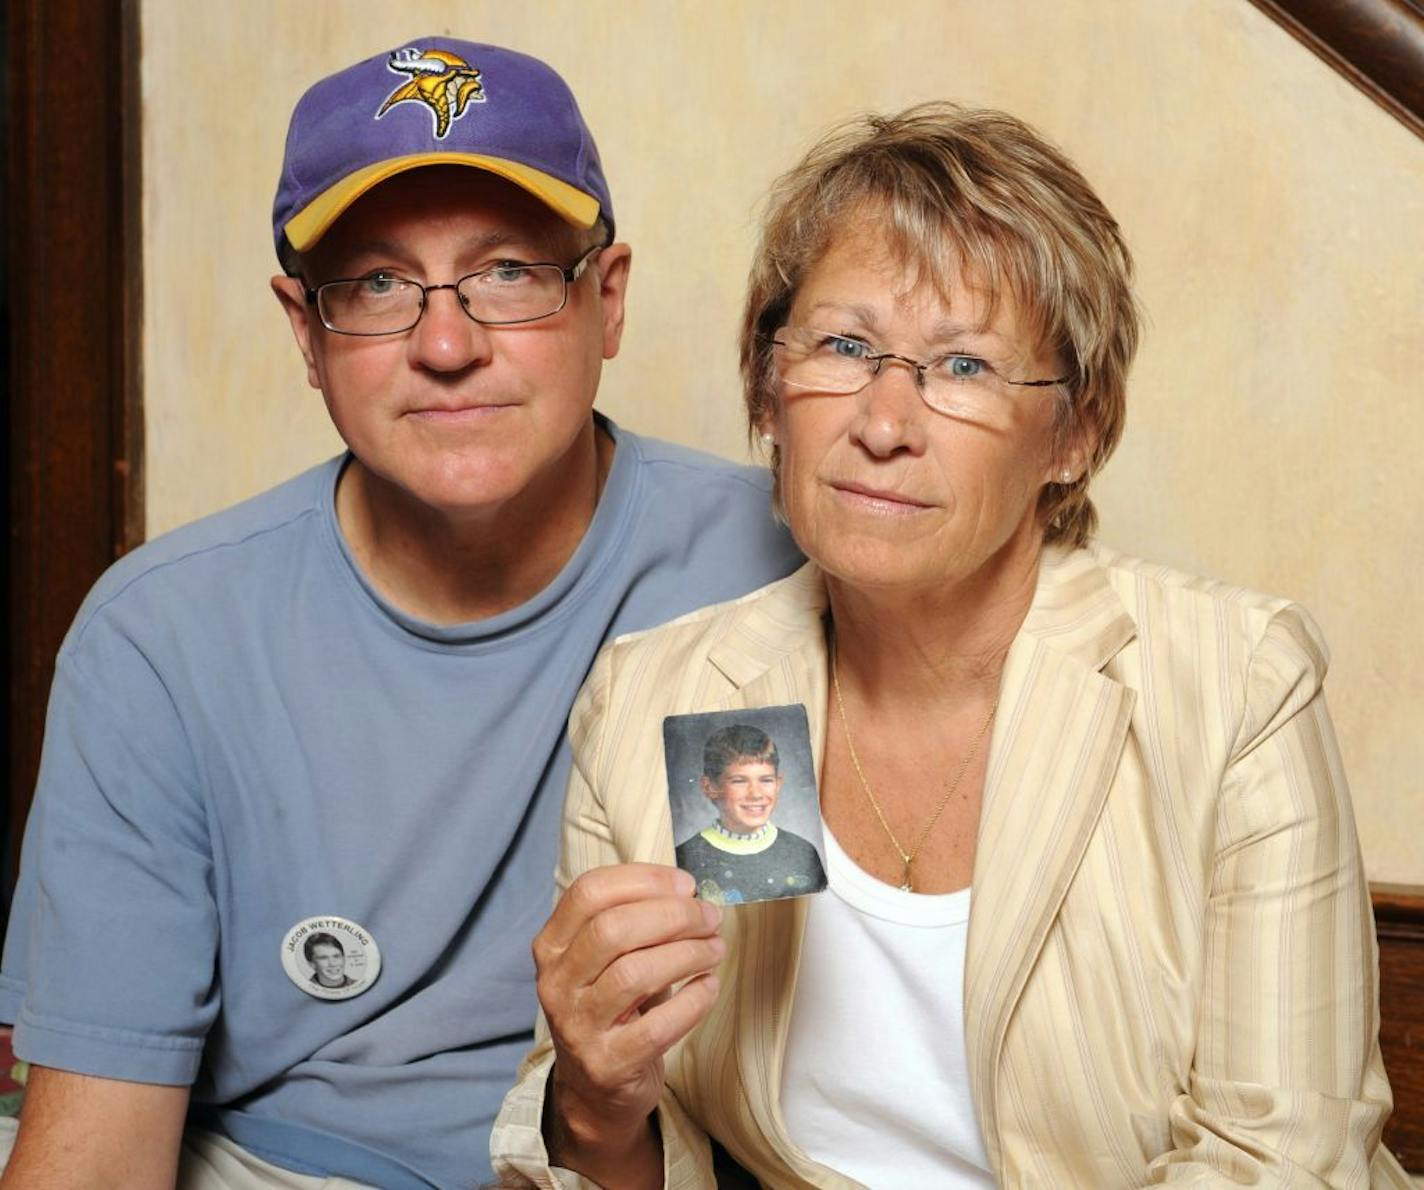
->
[761,432,776,447]
[1060,469,1073,484]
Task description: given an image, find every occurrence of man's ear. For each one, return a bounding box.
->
[593,243,632,361]
[700,776,720,804]
[271,275,323,391]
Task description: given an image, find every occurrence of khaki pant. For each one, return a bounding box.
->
[0,1118,375,1188]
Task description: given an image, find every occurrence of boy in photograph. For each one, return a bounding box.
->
[675,723,826,905]
[303,934,354,990]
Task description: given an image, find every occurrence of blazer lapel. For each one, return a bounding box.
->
[706,564,828,691]
[964,546,1137,1168]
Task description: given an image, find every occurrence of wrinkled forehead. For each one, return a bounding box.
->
[796,204,1047,349]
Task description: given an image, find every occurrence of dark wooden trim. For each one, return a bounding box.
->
[1374,882,1424,932]
[116,0,146,557]
[1248,0,1424,139]
[5,0,144,898]
[1374,883,1424,1171]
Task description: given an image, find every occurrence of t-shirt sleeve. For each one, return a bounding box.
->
[0,614,217,1085]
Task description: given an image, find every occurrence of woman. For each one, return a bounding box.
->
[493,105,1405,1187]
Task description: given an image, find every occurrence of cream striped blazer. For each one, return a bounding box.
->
[493,546,1408,1188]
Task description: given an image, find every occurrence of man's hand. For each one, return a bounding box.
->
[533,863,725,1188]
[0,1066,188,1189]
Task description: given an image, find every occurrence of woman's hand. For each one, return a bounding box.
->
[533,862,725,1186]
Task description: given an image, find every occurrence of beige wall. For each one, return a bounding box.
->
[141,1,1423,880]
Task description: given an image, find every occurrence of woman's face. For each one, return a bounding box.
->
[768,224,1076,598]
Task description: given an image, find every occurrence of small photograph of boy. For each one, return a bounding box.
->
[664,705,827,906]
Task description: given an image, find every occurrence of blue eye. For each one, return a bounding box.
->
[359,273,402,297]
[826,335,870,360]
[487,262,533,285]
[944,354,985,379]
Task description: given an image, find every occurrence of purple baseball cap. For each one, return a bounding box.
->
[272,38,613,259]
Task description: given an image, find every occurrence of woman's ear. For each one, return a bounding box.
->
[1047,420,1095,486]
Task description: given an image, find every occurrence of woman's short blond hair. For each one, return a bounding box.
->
[740,103,1139,547]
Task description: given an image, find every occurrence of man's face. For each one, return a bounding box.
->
[311,943,346,986]
[703,759,783,834]
[273,167,630,519]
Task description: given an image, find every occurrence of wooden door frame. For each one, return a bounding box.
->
[5,0,144,903]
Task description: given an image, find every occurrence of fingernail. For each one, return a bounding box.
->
[701,901,723,929]
[675,869,696,896]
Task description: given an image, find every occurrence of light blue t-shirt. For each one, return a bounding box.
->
[0,417,801,1189]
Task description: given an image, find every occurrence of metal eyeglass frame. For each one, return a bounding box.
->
[304,243,605,335]
[771,328,1070,393]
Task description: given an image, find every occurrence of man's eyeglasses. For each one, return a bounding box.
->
[304,245,604,336]
[771,326,1070,426]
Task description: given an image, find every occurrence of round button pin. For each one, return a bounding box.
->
[280,915,381,1001]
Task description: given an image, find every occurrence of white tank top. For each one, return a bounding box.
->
[780,826,995,1187]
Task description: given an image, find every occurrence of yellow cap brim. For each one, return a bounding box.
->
[283,153,601,252]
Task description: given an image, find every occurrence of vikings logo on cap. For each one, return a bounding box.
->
[377,47,486,139]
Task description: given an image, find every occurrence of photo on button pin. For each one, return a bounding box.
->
[279,914,382,1001]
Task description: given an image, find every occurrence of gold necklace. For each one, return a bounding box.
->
[830,647,999,893]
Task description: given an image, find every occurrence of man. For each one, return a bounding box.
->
[0,38,799,1189]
